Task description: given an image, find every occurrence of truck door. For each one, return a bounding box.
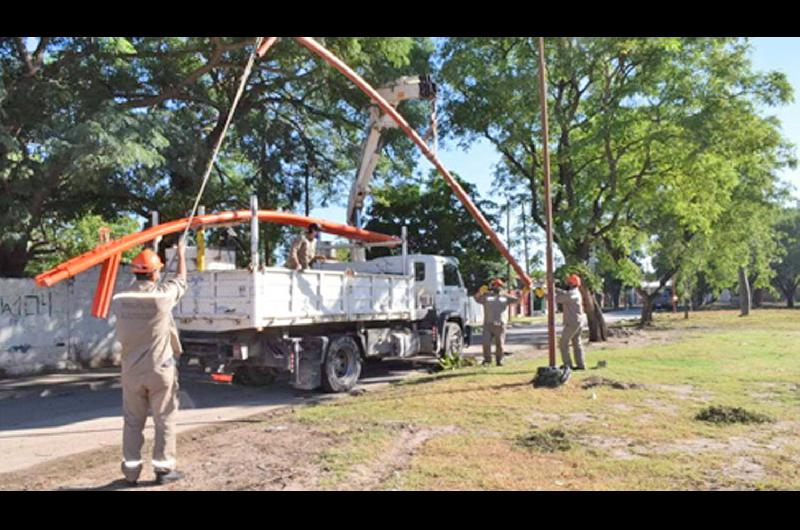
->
[439,261,467,317]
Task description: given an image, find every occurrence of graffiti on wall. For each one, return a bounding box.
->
[0,292,53,319]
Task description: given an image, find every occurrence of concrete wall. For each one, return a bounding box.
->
[0,267,136,377]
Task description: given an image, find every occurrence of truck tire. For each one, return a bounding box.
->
[321,335,362,393]
[440,322,464,360]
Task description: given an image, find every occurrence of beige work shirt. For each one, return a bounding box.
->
[555,287,585,327]
[475,292,519,326]
[112,278,187,375]
[284,234,317,269]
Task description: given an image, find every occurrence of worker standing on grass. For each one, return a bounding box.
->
[112,239,187,486]
[554,274,586,371]
[475,279,518,367]
[285,223,325,270]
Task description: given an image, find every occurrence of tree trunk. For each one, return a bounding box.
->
[753,288,763,308]
[637,287,658,326]
[788,291,795,308]
[692,290,703,310]
[684,299,690,320]
[671,278,677,313]
[609,280,622,310]
[640,295,655,325]
[581,285,608,342]
[738,266,751,316]
[0,239,30,278]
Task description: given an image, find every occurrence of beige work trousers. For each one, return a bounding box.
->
[482,323,506,363]
[122,364,179,472]
[560,322,585,368]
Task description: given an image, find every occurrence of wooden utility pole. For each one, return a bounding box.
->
[506,196,512,282]
[521,201,531,316]
[506,195,512,321]
[537,37,556,368]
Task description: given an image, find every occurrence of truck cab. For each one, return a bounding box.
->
[365,254,476,348]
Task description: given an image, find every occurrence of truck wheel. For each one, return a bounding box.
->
[232,365,253,385]
[322,336,362,393]
[440,322,464,360]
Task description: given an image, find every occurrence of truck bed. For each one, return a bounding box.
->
[174,267,420,332]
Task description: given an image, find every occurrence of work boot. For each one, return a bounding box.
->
[496,359,503,367]
[120,461,142,485]
[481,360,492,366]
[155,469,184,485]
[574,364,586,371]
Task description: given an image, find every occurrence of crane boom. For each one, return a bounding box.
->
[347,75,436,228]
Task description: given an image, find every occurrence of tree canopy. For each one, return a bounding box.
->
[2,36,796,330]
[1,36,435,276]
[771,206,800,307]
[438,37,795,330]
[363,171,505,290]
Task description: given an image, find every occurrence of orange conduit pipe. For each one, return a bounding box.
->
[35,210,399,289]
[261,37,531,288]
[92,252,121,318]
[256,37,279,57]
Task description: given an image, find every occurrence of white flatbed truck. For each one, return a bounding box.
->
[175,240,483,392]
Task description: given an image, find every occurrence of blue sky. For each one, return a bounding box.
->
[310,38,800,264]
[749,37,800,197]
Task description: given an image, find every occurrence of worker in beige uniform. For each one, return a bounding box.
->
[554,274,586,370]
[474,278,518,366]
[284,223,325,270]
[112,240,187,485]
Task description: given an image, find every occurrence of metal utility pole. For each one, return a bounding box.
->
[151,211,161,252]
[197,205,206,272]
[250,195,259,270]
[537,37,557,368]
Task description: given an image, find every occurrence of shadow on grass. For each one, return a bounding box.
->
[316,375,537,410]
[395,369,533,387]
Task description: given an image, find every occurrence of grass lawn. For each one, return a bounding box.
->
[295,309,800,490]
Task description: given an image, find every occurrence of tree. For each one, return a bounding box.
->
[1,37,435,276]
[439,37,793,336]
[772,207,800,307]
[25,213,143,276]
[639,105,792,323]
[363,171,505,291]
[1,37,169,276]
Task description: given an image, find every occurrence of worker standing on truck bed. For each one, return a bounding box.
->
[475,279,518,367]
[285,223,325,270]
[112,239,187,486]
[553,274,586,371]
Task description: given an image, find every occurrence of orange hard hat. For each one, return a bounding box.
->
[566,274,582,287]
[491,278,504,288]
[131,249,163,273]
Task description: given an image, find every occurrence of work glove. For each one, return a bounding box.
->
[478,285,489,295]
